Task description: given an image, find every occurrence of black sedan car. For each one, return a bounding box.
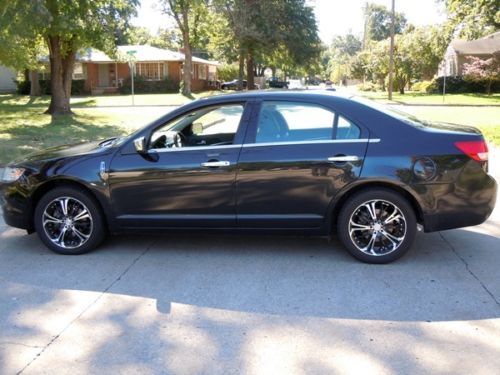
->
[0,91,496,263]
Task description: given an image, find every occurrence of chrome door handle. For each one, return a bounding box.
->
[328,155,361,162]
[201,161,231,167]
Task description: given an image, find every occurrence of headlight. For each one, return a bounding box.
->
[1,167,26,182]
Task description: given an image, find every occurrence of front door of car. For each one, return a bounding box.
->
[236,100,369,229]
[108,102,251,229]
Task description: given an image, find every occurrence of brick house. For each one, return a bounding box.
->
[41,45,219,95]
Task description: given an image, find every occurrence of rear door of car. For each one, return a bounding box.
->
[235,99,369,230]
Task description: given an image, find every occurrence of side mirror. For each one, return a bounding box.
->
[133,136,147,153]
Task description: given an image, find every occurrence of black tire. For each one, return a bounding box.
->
[34,186,106,255]
[337,188,417,264]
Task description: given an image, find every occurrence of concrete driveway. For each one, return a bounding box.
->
[1,151,499,375]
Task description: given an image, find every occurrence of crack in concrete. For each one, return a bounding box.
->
[439,232,500,308]
[16,239,157,374]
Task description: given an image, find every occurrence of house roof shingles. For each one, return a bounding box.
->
[451,31,500,56]
[77,45,219,65]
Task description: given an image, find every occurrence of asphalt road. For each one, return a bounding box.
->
[1,150,499,375]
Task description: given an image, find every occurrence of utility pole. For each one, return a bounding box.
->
[388,0,395,100]
[126,50,137,106]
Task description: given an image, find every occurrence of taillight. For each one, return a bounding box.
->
[455,140,488,162]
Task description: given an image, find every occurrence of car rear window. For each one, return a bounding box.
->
[351,96,429,128]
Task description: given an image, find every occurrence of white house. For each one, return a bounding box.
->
[0,65,16,93]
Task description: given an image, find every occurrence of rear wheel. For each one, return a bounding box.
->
[34,187,106,255]
[337,188,417,264]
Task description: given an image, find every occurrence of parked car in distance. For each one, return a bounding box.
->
[220,79,259,90]
[1,91,496,263]
[268,77,289,89]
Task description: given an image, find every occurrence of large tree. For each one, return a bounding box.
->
[0,0,137,115]
[363,2,407,44]
[442,0,500,40]
[215,0,321,89]
[117,26,182,50]
[323,33,362,83]
[161,0,209,96]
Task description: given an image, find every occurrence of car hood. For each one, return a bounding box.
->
[12,139,116,166]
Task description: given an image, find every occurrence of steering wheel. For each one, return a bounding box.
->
[173,132,186,148]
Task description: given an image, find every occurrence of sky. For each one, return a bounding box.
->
[132,0,447,44]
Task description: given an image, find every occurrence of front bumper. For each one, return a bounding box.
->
[0,181,31,231]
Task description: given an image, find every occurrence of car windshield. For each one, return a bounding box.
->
[351,96,430,128]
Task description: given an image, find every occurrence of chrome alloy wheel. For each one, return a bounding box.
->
[42,197,93,249]
[348,199,407,256]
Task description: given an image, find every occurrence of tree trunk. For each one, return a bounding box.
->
[181,28,192,96]
[246,48,255,91]
[45,35,74,115]
[271,67,276,78]
[238,49,245,90]
[29,70,41,96]
[486,80,491,95]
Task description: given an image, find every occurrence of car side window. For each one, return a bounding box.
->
[255,102,335,144]
[336,116,361,140]
[150,104,244,149]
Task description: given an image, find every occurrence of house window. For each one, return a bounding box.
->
[72,63,86,80]
[198,65,207,80]
[208,65,217,81]
[136,62,165,81]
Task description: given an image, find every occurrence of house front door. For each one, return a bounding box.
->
[98,64,109,87]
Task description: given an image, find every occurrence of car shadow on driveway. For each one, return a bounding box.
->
[1,226,499,323]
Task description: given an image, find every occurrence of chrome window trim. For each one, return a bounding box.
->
[149,144,243,153]
[242,138,380,148]
[147,138,381,153]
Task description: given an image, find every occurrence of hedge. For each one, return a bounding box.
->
[426,76,500,94]
[119,76,178,94]
[16,79,88,95]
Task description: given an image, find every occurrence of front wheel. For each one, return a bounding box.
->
[34,186,106,255]
[337,188,417,264]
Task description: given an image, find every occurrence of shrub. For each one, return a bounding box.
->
[412,80,433,92]
[217,64,239,82]
[15,80,31,95]
[119,75,178,94]
[462,55,500,95]
[16,79,89,95]
[426,76,500,94]
[357,82,379,92]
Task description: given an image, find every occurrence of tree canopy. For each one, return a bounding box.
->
[443,0,500,40]
[363,2,407,43]
[0,0,138,114]
[213,0,321,87]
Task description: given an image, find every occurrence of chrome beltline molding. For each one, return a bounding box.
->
[149,138,381,153]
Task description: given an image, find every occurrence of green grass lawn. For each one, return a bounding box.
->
[0,101,169,164]
[357,91,500,105]
[0,91,223,108]
[1,91,499,165]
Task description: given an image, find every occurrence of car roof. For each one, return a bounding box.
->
[197,89,354,104]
